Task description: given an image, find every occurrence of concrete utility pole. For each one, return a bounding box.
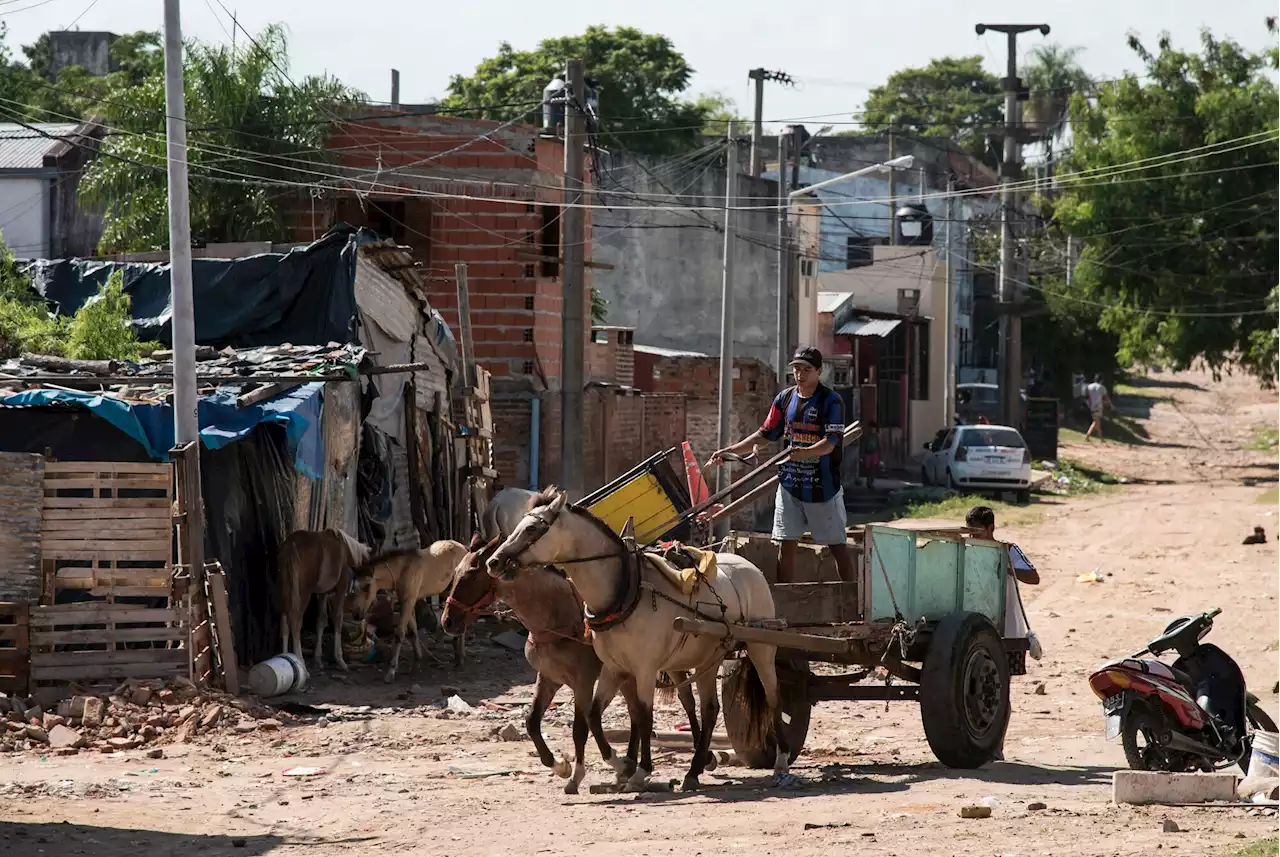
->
[943,176,956,426]
[715,124,739,532]
[887,121,897,244]
[774,130,790,381]
[560,59,587,499]
[747,69,793,178]
[975,22,1049,428]
[390,69,400,107]
[163,0,202,563]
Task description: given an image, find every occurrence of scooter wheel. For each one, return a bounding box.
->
[1122,706,1173,771]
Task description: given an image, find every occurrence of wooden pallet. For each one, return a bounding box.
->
[28,603,187,686]
[0,602,29,695]
[41,462,174,601]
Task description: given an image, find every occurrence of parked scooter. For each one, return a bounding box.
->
[1087,608,1277,773]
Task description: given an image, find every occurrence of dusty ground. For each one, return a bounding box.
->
[1,368,1277,857]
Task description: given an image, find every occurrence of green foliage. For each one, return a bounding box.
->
[0,233,67,358]
[1023,44,1092,141]
[79,24,361,253]
[590,286,607,324]
[690,90,742,135]
[67,271,138,361]
[443,26,709,155]
[858,56,1003,164]
[1055,28,1278,385]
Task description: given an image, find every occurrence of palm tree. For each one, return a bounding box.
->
[1023,44,1092,192]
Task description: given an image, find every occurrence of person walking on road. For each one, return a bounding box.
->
[710,346,855,583]
[1084,375,1112,441]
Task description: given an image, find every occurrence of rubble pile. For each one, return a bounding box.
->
[0,678,291,756]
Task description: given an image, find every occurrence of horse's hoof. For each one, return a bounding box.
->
[552,758,572,779]
[621,780,648,793]
[334,662,349,673]
[703,752,718,773]
[773,771,799,789]
[382,672,395,684]
[563,781,579,795]
[681,775,700,792]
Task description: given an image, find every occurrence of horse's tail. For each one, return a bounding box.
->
[728,658,772,751]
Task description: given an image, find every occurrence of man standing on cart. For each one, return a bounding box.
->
[710,346,855,584]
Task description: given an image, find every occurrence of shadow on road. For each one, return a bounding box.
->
[809,759,1115,788]
[0,822,285,857]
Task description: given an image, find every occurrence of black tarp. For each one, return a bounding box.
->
[24,227,367,347]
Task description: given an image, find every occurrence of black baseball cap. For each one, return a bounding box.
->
[790,346,823,371]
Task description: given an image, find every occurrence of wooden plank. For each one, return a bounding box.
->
[43,508,173,521]
[43,498,170,510]
[87,586,172,598]
[771,582,863,626]
[45,462,170,475]
[42,548,171,562]
[206,567,239,695]
[30,605,181,625]
[42,521,172,536]
[43,477,170,490]
[236,381,300,408]
[672,616,858,655]
[30,649,188,669]
[55,574,171,590]
[26,626,186,645]
[43,538,171,553]
[30,661,187,682]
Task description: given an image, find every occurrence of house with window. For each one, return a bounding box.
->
[811,244,949,468]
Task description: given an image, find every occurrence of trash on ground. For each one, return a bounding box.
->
[281,767,327,777]
[959,805,992,819]
[1077,570,1106,583]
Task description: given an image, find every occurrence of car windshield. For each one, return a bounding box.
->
[964,386,999,404]
[959,428,1025,449]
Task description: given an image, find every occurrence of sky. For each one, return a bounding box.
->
[2,0,1275,128]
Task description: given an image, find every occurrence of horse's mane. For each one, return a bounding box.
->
[530,486,626,552]
[330,528,371,567]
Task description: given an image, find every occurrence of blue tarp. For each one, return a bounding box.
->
[0,383,325,478]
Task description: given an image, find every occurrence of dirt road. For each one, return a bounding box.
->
[1,368,1276,857]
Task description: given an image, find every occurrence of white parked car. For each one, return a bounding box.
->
[921,424,1033,501]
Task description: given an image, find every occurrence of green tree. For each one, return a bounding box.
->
[67,271,139,360]
[442,26,709,155]
[80,24,360,253]
[690,90,742,135]
[858,56,1003,163]
[1023,44,1092,178]
[1054,29,1278,383]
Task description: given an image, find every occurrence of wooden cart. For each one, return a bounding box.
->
[675,522,1024,770]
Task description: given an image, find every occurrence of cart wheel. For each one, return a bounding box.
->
[721,657,811,769]
[920,611,1010,769]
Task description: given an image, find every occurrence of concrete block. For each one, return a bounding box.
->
[1112,770,1239,805]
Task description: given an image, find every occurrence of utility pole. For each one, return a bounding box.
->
[560,59,587,500]
[390,69,400,107]
[887,121,897,244]
[943,176,956,426]
[774,130,790,382]
[747,69,793,178]
[976,22,1049,428]
[715,123,739,536]
[163,0,202,570]
[1065,235,1075,286]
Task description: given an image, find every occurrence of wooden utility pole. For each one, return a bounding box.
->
[976,21,1049,428]
[560,59,587,499]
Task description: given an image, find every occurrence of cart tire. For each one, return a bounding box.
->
[920,611,1010,769]
[721,657,811,769]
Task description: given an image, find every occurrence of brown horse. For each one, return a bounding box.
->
[350,539,469,683]
[278,528,371,673]
[442,535,708,794]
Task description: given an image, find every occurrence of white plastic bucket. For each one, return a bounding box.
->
[248,652,309,697]
[1249,730,1279,779]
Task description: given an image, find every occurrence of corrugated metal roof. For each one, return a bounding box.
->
[817,292,853,314]
[835,317,903,338]
[0,123,81,170]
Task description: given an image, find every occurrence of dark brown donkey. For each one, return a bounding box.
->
[442,536,709,793]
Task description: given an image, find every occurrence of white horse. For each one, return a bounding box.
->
[487,486,794,792]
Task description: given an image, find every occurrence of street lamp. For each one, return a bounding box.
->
[787,154,915,199]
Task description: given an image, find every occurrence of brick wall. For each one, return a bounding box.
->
[641,394,686,455]
[279,113,594,386]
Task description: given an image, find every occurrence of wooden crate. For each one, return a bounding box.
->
[41,462,173,601]
[0,602,29,695]
[28,603,187,686]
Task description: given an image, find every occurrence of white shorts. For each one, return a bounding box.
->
[772,486,848,545]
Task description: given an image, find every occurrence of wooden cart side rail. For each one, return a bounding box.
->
[673,616,889,655]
